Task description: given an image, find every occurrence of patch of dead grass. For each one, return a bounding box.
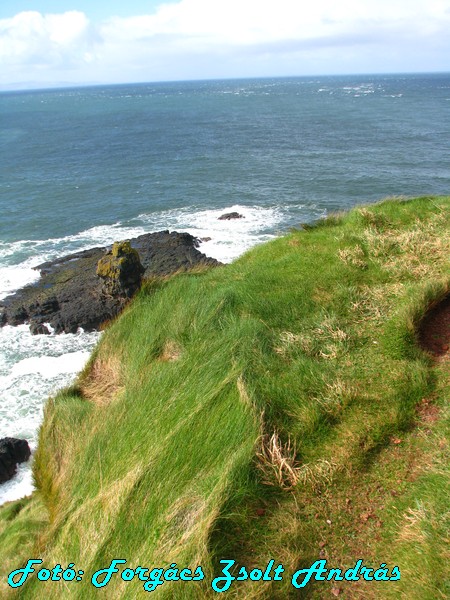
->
[365,214,450,278]
[350,283,404,324]
[159,340,182,362]
[256,432,302,491]
[274,330,302,356]
[397,504,429,544]
[81,355,123,406]
[274,318,349,361]
[338,245,368,269]
[315,316,349,342]
[316,379,358,418]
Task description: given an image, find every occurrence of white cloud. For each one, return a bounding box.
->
[99,0,450,44]
[0,10,97,72]
[1,0,449,87]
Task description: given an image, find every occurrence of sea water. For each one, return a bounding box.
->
[1,73,449,503]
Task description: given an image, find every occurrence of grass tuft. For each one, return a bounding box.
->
[256,432,301,491]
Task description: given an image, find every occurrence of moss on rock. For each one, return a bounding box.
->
[96,241,144,298]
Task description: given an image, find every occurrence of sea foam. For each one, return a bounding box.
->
[0,325,99,504]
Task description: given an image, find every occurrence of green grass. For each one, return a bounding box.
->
[0,196,449,599]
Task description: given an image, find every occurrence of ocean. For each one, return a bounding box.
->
[0,73,449,503]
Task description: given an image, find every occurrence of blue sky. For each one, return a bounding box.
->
[1,0,449,89]
[0,1,170,21]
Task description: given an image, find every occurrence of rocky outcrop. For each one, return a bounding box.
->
[0,438,31,484]
[0,231,220,334]
[218,212,244,220]
[97,241,144,298]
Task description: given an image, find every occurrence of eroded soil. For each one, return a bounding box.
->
[418,295,450,358]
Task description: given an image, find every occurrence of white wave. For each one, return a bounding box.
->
[11,350,91,378]
[0,324,99,363]
[0,459,35,504]
[0,264,41,300]
[0,325,99,505]
[136,204,289,263]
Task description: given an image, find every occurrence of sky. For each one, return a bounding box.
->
[0,0,449,89]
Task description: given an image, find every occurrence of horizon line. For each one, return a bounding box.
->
[1,69,450,94]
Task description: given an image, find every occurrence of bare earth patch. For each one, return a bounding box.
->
[418,295,450,358]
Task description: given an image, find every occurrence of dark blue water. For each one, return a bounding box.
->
[1,74,449,243]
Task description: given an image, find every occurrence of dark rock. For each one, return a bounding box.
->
[29,321,51,335]
[4,305,29,326]
[130,231,219,276]
[0,438,31,484]
[29,296,59,316]
[218,212,244,220]
[0,231,221,334]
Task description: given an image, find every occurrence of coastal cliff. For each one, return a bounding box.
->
[0,197,449,599]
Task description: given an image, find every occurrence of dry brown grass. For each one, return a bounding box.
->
[316,379,358,418]
[350,283,405,324]
[397,504,429,544]
[315,317,349,342]
[80,355,123,406]
[159,339,182,362]
[274,319,348,361]
[338,245,368,269]
[237,375,258,413]
[273,330,302,356]
[364,213,450,278]
[256,432,302,491]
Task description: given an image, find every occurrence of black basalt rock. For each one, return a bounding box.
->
[0,438,31,484]
[218,212,244,220]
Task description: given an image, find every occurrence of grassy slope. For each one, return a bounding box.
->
[1,196,449,599]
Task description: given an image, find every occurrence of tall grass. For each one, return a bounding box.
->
[1,196,448,599]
